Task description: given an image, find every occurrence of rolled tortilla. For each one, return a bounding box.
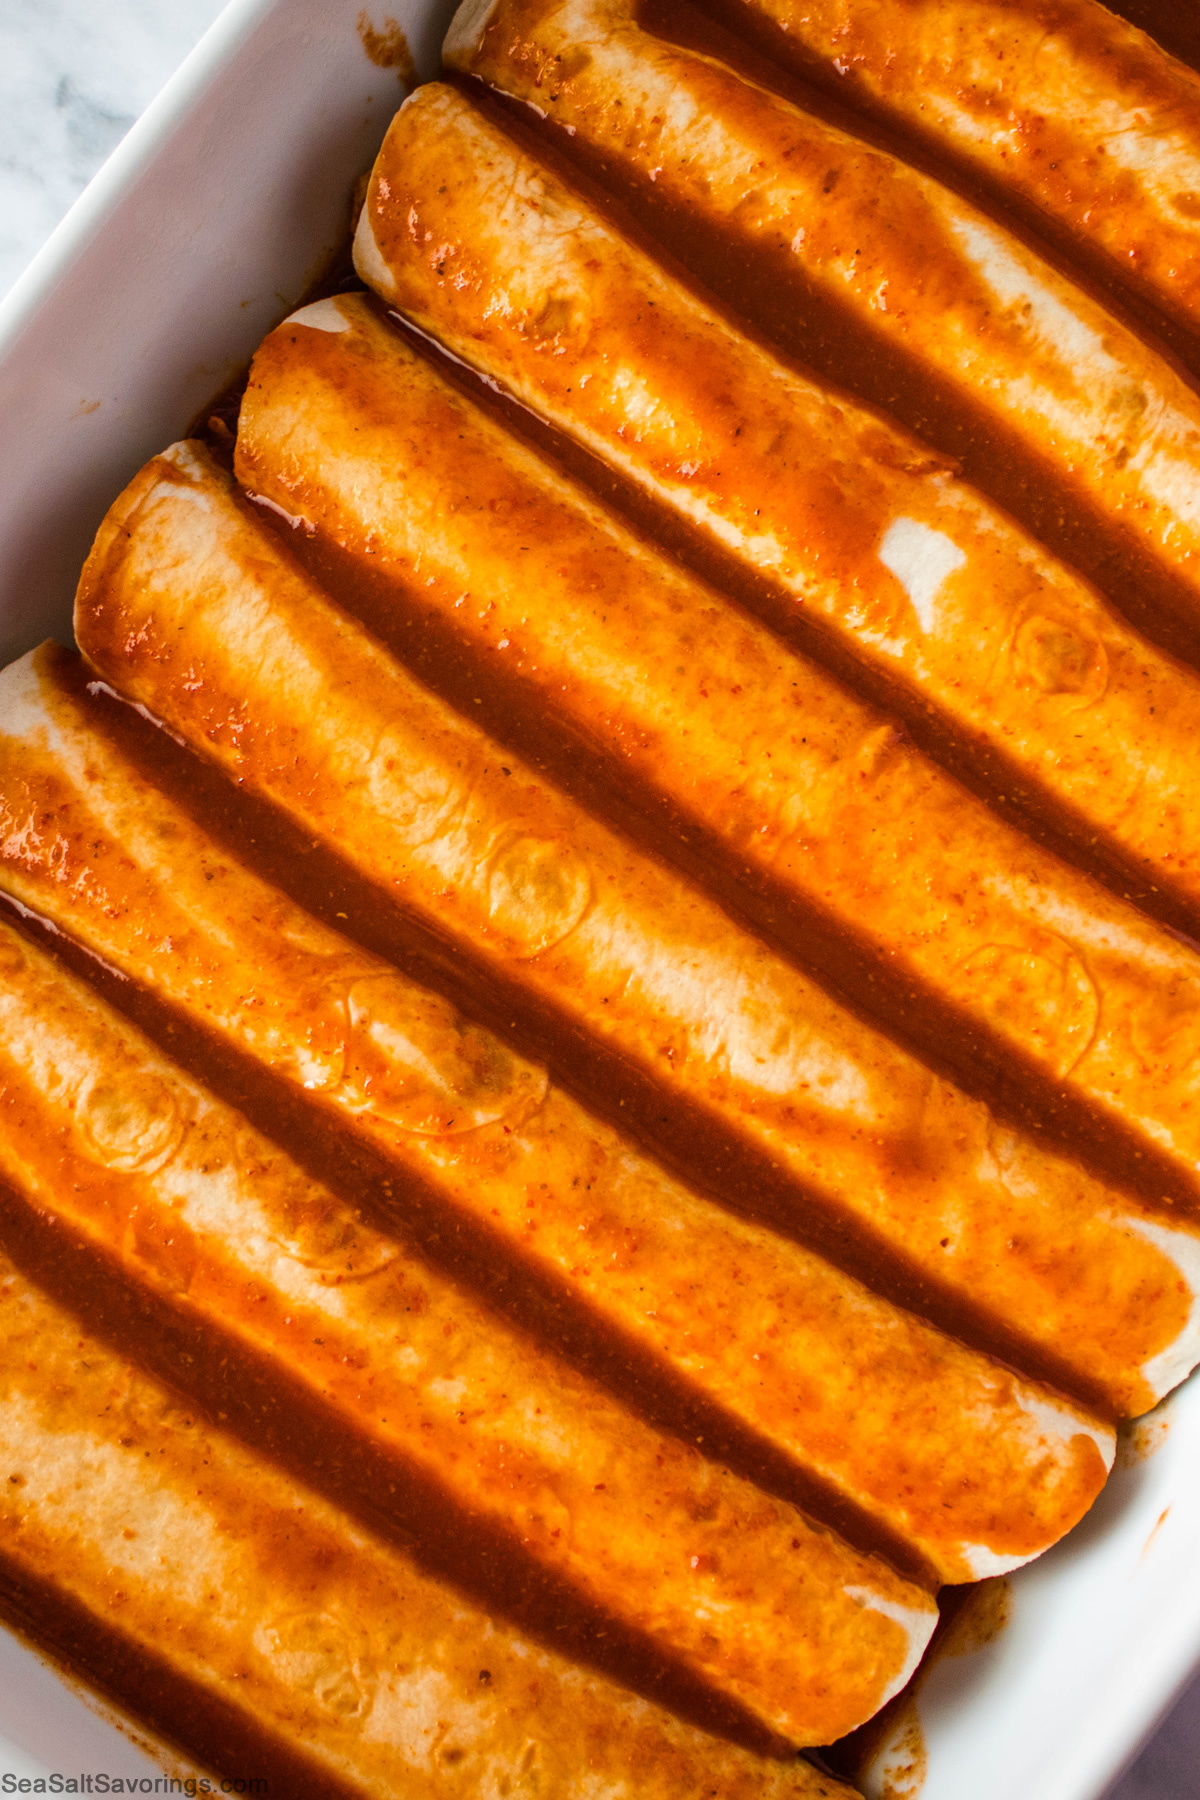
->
[238,293,1200,1342]
[0,1249,861,1796]
[0,912,937,1744]
[445,0,1200,639]
[0,642,1117,1586]
[73,438,1200,1418]
[353,82,1200,922]
[700,0,1200,343]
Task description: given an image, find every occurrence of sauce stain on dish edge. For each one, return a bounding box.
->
[836,1577,1012,1796]
[357,10,417,81]
[869,1699,926,1800]
[1117,1402,1173,1469]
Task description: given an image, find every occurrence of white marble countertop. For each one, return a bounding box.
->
[0,0,225,298]
[0,1,1198,1794]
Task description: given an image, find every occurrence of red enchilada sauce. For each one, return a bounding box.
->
[6,0,1198,1781]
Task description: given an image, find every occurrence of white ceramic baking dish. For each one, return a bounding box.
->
[0,0,1198,1793]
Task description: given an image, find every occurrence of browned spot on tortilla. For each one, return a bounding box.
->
[357,11,416,81]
